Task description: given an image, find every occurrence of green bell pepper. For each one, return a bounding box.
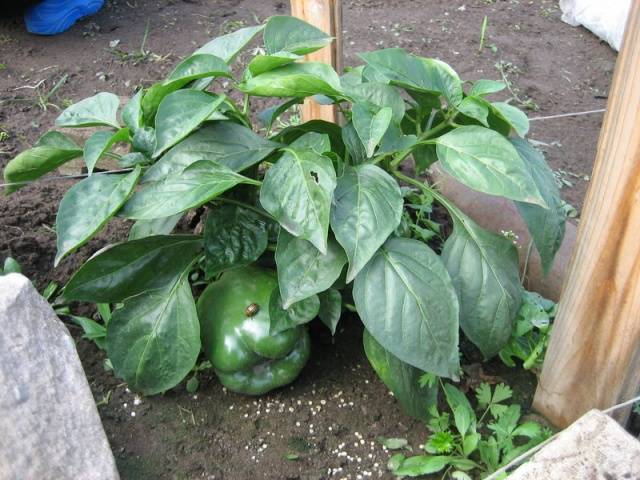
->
[197,266,310,395]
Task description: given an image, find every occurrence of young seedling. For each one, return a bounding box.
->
[7,74,68,112]
[35,74,68,112]
[387,382,551,478]
[478,16,488,52]
[495,61,539,111]
[108,21,169,65]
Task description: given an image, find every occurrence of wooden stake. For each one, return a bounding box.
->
[533,1,640,427]
[290,0,342,123]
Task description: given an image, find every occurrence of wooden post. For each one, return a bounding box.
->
[533,1,640,427]
[290,0,342,123]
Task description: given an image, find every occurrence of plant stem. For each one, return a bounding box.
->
[520,240,534,285]
[388,116,454,169]
[225,96,251,129]
[394,170,436,196]
[140,20,151,56]
[415,106,424,136]
[393,171,458,212]
[242,93,250,116]
[216,197,274,220]
[104,152,123,160]
[425,110,437,131]
[478,406,492,425]
[393,171,472,233]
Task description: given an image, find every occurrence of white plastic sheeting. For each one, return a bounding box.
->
[560,0,632,51]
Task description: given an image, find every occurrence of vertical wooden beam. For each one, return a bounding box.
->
[533,1,640,427]
[290,0,342,123]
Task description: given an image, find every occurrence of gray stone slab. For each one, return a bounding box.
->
[0,273,119,480]
[509,409,640,479]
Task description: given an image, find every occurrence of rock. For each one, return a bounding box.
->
[509,410,640,479]
[0,273,119,480]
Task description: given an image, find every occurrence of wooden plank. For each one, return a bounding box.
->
[290,0,342,123]
[533,0,640,427]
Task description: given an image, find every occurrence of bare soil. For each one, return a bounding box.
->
[0,0,616,478]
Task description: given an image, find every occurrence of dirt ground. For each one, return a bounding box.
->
[0,0,617,478]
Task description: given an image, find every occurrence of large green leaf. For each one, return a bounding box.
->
[55,167,141,266]
[56,92,120,129]
[343,82,405,122]
[64,235,203,302]
[268,288,320,335]
[456,97,490,127]
[353,237,460,378]
[330,164,403,282]
[143,122,279,182]
[239,62,342,98]
[275,230,346,308]
[363,329,437,421]
[141,54,231,122]
[341,121,367,164]
[340,65,365,89]
[131,126,156,156]
[264,15,332,55]
[260,148,336,253]
[195,25,264,62]
[441,207,521,358]
[34,130,80,150]
[122,160,259,220]
[411,144,437,174]
[203,204,268,278]
[490,102,529,138]
[153,90,224,158]
[318,288,342,335]
[272,120,344,157]
[289,131,331,154]
[107,272,200,395]
[3,131,81,194]
[421,57,464,106]
[83,127,130,174]
[168,53,231,82]
[119,152,150,168]
[128,214,183,240]
[121,90,144,132]
[512,139,566,275]
[435,126,546,207]
[360,48,462,105]
[377,121,417,156]
[352,104,393,158]
[247,52,301,76]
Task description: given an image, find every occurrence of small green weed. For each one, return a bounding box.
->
[107,21,170,65]
[387,381,552,478]
[495,61,539,111]
[499,291,556,372]
[220,19,246,35]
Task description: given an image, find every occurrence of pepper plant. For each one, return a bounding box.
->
[3,16,566,403]
[386,381,552,478]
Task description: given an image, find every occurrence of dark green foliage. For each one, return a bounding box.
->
[3,16,565,399]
